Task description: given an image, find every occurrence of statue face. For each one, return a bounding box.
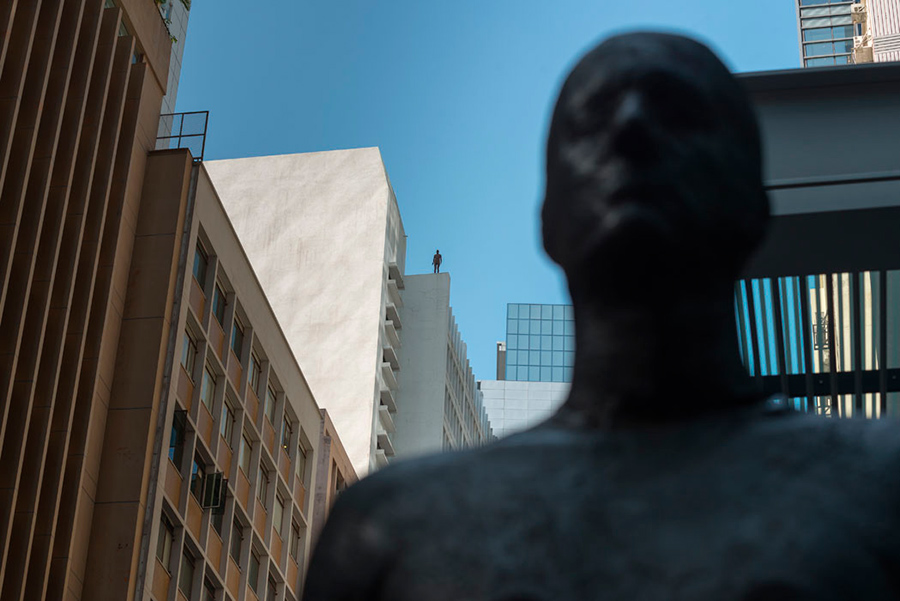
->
[543,33,767,284]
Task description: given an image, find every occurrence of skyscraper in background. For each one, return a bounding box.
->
[796,0,900,67]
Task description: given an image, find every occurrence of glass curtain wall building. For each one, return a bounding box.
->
[796,0,859,67]
[504,304,575,382]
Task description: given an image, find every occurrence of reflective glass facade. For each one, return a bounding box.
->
[797,1,860,67]
[504,303,575,382]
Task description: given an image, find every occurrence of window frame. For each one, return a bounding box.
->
[178,549,195,596]
[156,514,174,569]
[257,465,269,504]
[190,453,205,501]
[193,241,208,286]
[200,364,216,413]
[231,315,244,358]
[220,399,235,444]
[281,415,293,452]
[249,352,262,395]
[230,520,243,562]
[212,282,226,326]
[181,330,197,379]
[239,432,252,475]
[289,520,301,561]
[264,385,277,423]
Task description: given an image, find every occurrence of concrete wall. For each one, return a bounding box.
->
[204,149,395,476]
[479,381,569,439]
[392,274,451,459]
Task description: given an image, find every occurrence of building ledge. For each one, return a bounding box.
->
[386,303,402,329]
[385,320,401,348]
[375,449,389,468]
[383,346,400,370]
[379,405,396,433]
[387,278,403,307]
[377,432,395,456]
[380,387,397,412]
[381,362,398,390]
[388,263,404,289]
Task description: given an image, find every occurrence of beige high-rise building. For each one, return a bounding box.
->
[206,150,408,477]
[0,2,355,599]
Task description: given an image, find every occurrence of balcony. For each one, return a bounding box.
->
[385,320,401,349]
[381,362,398,391]
[380,387,397,412]
[387,278,403,307]
[383,346,399,371]
[378,404,395,433]
[375,449,389,468]
[377,432,395,457]
[388,262,404,289]
[386,303,402,330]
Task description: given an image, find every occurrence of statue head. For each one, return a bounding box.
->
[542,32,769,303]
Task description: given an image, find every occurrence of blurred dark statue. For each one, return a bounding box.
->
[303,33,900,600]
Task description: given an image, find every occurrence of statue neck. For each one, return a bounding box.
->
[557,289,761,428]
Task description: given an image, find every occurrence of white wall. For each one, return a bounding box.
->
[479,380,569,439]
[392,274,450,459]
[205,148,394,476]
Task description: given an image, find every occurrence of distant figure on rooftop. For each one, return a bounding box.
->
[432,250,442,273]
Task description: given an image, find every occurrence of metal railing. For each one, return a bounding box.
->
[156,111,208,162]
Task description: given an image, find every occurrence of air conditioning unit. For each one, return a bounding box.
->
[851,3,867,23]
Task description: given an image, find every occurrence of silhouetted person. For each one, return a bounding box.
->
[433,249,442,273]
[303,33,900,601]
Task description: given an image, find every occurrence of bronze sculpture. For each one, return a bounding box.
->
[302,33,900,600]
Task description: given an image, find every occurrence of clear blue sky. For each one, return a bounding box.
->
[175,0,801,381]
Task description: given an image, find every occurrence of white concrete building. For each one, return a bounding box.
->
[479,380,569,439]
[392,274,492,458]
[204,148,407,476]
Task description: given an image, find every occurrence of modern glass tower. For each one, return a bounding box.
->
[796,0,859,67]
[503,303,575,383]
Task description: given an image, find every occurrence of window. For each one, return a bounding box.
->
[273,494,285,534]
[156,515,174,569]
[249,352,261,395]
[289,521,301,561]
[181,331,197,378]
[267,576,277,601]
[169,411,185,467]
[212,283,226,326]
[203,579,217,601]
[190,454,205,500]
[193,242,208,286]
[239,433,252,474]
[179,550,195,596]
[281,415,292,451]
[264,386,276,423]
[230,520,243,562]
[295,446,307,485]
[249,550,260,593]
[231,317,244,357]
[220,400,234,443]
[200,365,216,412]
[258,465,269,503]
[212,507,224,536]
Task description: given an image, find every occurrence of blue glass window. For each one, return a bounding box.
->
[833,39,853,53]
[542,350,552,365]
[553,336,564,351]
[552,351,563,366]
[507,335,517,350]
[519,334,529,349]
[806,56,836,67]
[803,27,833,42]
[508,304,518,319]
[530,335,541,350]
[530,305,541,320]
[541,335,552,351]
[564,321,575,336]
[833,25,853,38]
[552,367,563,382]
[519,366,530,380]
[804,41,834,57]
[541,305,553,320]
[529,366,540,381]
[542,320,552,335]
[506,365,516,379]
[564,367,573,381]
[541,367,552,381]
[552,320,564,335]
[564,336,575,351]
[528,351,539,366]
[506,350,517,365]
[564,306,575,320]
[553,305,564,320]
[529,320,541,335]
[507,319,518,334]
